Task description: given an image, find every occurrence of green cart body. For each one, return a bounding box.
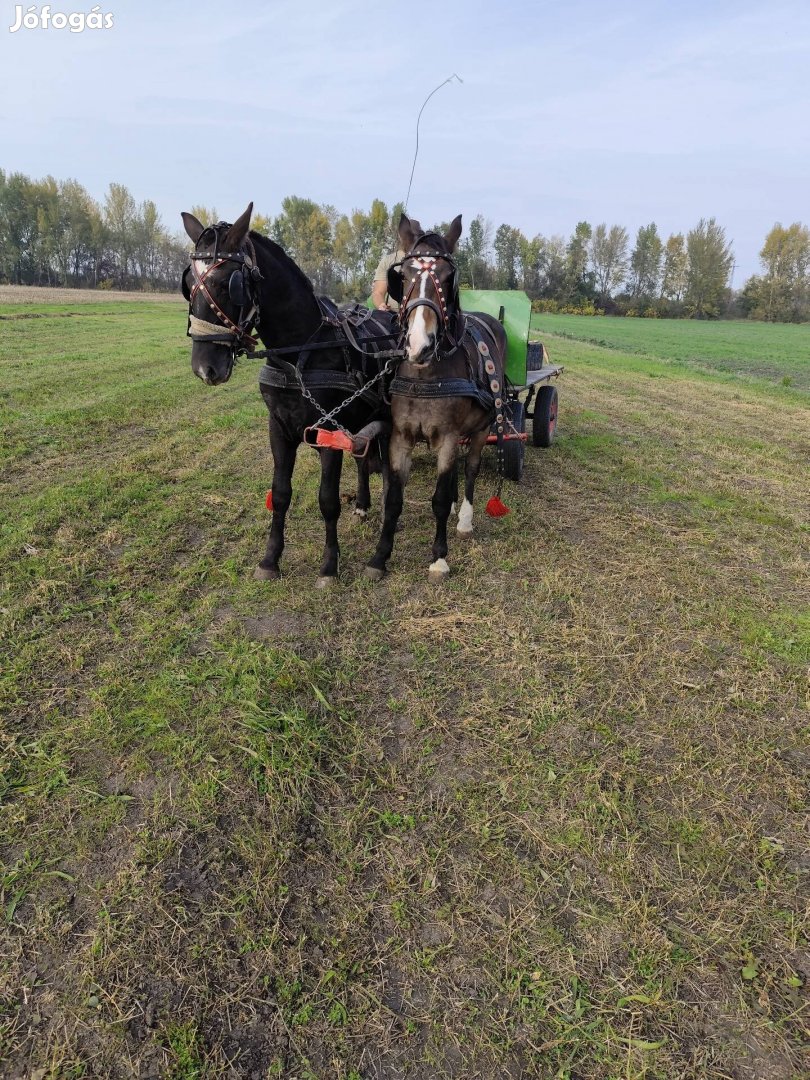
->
[460,289,563,477]
[460,289,532,384]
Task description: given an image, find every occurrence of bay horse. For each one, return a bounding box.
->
[365,214,508,582]
[181,203,398,587]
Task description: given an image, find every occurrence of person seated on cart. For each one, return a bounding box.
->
[372,246,407,313]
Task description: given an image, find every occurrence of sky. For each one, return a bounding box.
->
[1,0,808,281]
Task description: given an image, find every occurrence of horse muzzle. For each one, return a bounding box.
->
[196,366,231,386]
[404,333,438,367]
[191,343,234,385]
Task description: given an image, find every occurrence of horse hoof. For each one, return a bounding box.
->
[428,558,450,582]
[364,565,385,582]
[353,507,368,519]
[456,528,473,540]
[315,575,337,590]
[254,565,280,581]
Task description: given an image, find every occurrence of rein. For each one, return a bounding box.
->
[251,301,402,364]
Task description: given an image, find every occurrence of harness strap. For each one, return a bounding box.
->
[466,327,508,481]
[258,364,385,408]
[465,313,501,376]
[389,376,494,414]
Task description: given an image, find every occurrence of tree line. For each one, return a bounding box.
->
[0,171,187,291]
[1,169,807,321]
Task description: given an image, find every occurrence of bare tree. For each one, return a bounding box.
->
[590,223,629,303]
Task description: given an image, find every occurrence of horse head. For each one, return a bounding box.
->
[390,213,462,365]
[180,202,260,385]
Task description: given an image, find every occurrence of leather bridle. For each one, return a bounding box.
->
[391,241,461,352]
[183,224,263,356]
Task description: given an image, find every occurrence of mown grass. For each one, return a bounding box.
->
[1,299,808,1079]
[533,313,810,390]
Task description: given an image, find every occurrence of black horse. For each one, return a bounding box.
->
[181,203,398,587]
[366,214,508,582]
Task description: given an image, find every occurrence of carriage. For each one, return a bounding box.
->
[459,289,563,481]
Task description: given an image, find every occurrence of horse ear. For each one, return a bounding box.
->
[398,213,416,251]
[225,202,253,249]
[181,212,205,244]
[445,214,463,252]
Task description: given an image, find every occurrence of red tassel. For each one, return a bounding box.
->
[485,496,510,517]
[265,490,274,511]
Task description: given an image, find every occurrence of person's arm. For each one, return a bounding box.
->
[372,253,394,310]
[371,278,388,310]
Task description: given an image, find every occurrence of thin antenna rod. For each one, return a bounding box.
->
[403,73,463,212]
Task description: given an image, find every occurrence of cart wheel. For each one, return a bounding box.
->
[532,385,558,448]
[501,400,526,482]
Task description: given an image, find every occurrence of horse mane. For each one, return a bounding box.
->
[249,231,315,293]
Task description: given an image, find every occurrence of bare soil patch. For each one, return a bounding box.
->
[0,284,181,305]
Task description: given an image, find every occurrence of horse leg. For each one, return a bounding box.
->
[353,455,371,519]
[365,429,413,580]
[428,434,460,582]
[379,434,404,533]
[450,459,459,518]
[255,430,298,581]
[316,448,343,588]
[456,430,488,538]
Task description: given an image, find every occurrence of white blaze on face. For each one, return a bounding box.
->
[406,260,433,361]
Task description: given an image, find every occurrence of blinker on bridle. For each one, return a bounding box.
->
[184,222,263,355]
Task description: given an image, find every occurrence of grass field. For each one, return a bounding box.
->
[533,314,810,391]
[1,299,808,1079]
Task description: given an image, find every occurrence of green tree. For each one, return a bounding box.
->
[685,218,733,318]
[55,179,96,284]
[104,182,138,286]
[661,233,688,303]
[189,204,219,227]
[518,233,542,295]
[564,221,593,302]
[272,195,334,290]
[364,198,391,281]
[535,235,568,301]
[136,199,163,288]
[753,222,810,322]
[332,214,356,286]
[0,172,40,283]
[251,212,271,236]
[460,214,492,288]
[493,223,522,289]
[629,223,663,302]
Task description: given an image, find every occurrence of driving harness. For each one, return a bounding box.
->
[386,239,511,465]
[257,299,399,414]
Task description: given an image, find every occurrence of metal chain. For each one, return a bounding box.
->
[296,354,400,438]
